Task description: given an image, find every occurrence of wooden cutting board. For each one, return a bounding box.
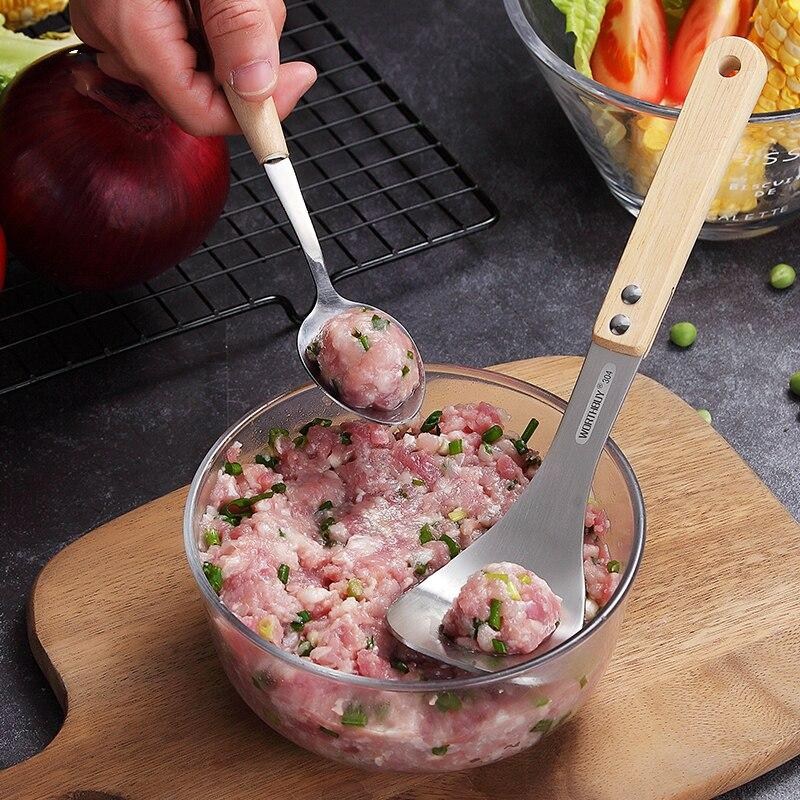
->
[4,356,800,800]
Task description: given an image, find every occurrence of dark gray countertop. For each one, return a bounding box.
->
[1,0,798,795]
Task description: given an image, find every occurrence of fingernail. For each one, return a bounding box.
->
[229,59,276,97]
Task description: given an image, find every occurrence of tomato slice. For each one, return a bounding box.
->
[666,0,755,104]
[590,0,669,104]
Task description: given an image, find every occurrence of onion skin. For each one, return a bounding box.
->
[0,47,230,292]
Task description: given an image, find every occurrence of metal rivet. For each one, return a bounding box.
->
[610,314,631,335]
[621,284,642,304]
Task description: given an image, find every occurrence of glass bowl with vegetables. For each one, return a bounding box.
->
[184,365,645,771]
[505,0,800,239]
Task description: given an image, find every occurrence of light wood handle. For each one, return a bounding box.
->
[224,85,289,164]
[592,37,767,357]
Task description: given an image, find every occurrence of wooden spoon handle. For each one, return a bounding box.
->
[223,86,289,165]
[592,37,767,358]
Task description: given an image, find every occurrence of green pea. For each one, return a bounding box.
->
[790,371,800,398]
[770,263,796,290]
[669,322,697,348]
[696,408,712,424]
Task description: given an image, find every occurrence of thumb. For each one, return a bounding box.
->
[200,0,282,100]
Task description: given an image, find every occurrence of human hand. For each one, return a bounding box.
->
[71,0,317,136]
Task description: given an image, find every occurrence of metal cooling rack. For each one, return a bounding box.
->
[0,1,497,396]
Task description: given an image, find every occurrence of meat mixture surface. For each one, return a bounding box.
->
[199,403,621,679]
[313,307,420,411]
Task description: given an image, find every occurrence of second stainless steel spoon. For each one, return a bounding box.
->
[386,37,767,673]
[225,89,426,425]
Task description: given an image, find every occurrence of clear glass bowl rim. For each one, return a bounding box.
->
[183,363,646,693]
[504,0,799,124]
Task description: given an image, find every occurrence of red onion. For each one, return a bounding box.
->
[0,47,229,292]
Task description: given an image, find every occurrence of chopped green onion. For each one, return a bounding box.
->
[420,410,442,433]
[607,560,621,574]
[507,481,517,491]
[319,516,335,531]
[339,432,352,445]
[519,574,532,585]
[255,454,279,469]
[492,638,508,655]
[268,427,289,447]
[223,461,243,476]
[318,500,333,511]
[419,523,435,544]
[319,726,339,738]
[346,578,364,598]
[203,562,223,594]
[365,635,376,650]
[512,439,528,455]
[258,618,274,640]
[487,598,503,631]
[297,640,314,657]
[531,718,553,734]
[277,564,290,585]
[352,330,370,351]
[435,692,462,712]
[290,610,312,631]
[440,533,461,558]
[534,696,550,707]
[412,478,425,487]
[483,443,493,455]
[482,425,503,444]
[579,675,588,688]
[520,417,540,443]
[390,657,409,673]
[401,364,410,377]
[203,529,221,548]
[306,340,321,357]
[299,417,333,435]
[220,514,241,527]
[371,314,388,330]
[448,439,463,455]
[414,562,428,576]
[278,529,286,538]
[293,434,307,448]
[341,704,368,726]
[271,482,287,494]
[431,745,449,756]
[484,571,521,601]
[472,618,482,638]
[406,350,414,360]
[447,507,466,522]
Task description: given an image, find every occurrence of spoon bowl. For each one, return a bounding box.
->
[257,146,426,425]
[297,296,426,425]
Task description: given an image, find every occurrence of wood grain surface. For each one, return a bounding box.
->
[593,37,767,357]
[3,356,799,800]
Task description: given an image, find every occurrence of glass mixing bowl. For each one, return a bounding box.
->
[184,365,645,772]
[505,0,800,240]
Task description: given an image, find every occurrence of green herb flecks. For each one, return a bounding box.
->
[341,704,368,726]
[520,417,540,443]
[487,598,503,631]
[482,425,503,444]
[203,529,221,548]
[203,562,223,594]
[277,564,290,585]
[223,461,243,476]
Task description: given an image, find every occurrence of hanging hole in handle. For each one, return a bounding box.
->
[718,55,741,78]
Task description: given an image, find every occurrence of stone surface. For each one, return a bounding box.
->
[1,1,797,796]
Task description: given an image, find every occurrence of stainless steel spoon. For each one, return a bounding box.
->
[224,90,425,425]
[386,38,766,673]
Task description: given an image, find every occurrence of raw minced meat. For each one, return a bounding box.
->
[313,307,420,411]
[199,402,621,681]
[442,562,562,655]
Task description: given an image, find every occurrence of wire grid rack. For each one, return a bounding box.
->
[0,1,497,396]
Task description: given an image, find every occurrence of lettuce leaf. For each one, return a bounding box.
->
[662,0,691,38]
[551,0,611,78]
